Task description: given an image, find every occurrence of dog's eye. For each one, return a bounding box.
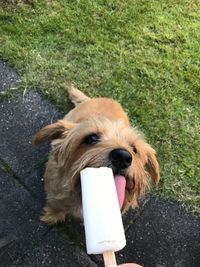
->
[131,145,137,154]
[84,134,100,145]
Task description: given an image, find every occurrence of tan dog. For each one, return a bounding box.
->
[33,87,160,224]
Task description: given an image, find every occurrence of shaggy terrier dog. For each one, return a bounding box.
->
[33,87,160,224]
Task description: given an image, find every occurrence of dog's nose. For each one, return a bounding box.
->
[109,149,132,170]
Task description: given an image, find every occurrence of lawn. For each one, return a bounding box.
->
[0,0,199,214]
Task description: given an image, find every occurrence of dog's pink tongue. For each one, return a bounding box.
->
[114,175,126,209]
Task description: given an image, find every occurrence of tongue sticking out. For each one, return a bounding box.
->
[114,175,126,209]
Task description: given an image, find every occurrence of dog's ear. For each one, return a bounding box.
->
[33,120,76,145]
[145,144,160,184]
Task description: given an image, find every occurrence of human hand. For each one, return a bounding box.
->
[118,264,143,267]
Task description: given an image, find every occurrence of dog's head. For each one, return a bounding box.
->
[33,116,159,212]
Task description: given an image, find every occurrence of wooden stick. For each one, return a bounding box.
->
[103,251,117,266]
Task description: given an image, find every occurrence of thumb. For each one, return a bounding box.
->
[118,264,143,267]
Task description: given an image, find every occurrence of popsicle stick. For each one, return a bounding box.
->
[103,251,117,267]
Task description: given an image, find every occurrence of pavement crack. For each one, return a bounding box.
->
[0,157,39,200]
[42,225,55,238]
[88,254,102,266]
[0,234,17,263]
[30,225,55,249]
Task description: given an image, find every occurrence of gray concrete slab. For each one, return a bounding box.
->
[0,166,48,267]
[0,60,20,92]
[0,166,97,267]
[13,228,97,267]
[89,199,200,267]
[0,90,64,202]
[118,198,200,267]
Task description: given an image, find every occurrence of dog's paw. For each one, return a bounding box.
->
[40,206,66,225]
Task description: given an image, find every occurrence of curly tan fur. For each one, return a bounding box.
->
[33,87,160,224]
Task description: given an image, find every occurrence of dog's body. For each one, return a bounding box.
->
[33,87,160,224]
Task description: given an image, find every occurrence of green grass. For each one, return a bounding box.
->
[0,0,200,215]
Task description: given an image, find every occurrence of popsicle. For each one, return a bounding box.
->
[80,167,126,267]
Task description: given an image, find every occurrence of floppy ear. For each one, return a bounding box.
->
[33,120,76,145]
[145,145,160,184]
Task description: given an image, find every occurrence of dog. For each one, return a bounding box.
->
[33,87,160,224]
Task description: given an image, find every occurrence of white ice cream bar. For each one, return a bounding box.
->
[80,167,126,255]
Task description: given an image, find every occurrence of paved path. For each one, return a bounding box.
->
[0,60,200,267]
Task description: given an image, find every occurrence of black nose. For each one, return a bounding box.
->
[109,149,132,170]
